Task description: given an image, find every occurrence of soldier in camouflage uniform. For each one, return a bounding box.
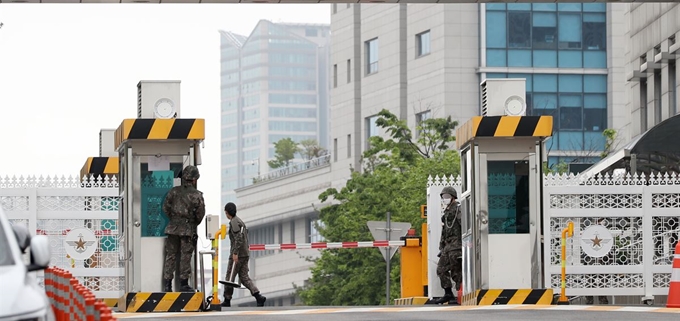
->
[162,165,206,292]
[221,202,266,307]
[433,186,462,304]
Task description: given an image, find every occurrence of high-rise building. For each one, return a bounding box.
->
[329,3,627,181]
[219,20,331,208]
[219,20,331,305]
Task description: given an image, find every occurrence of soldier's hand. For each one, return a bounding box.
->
[232,254,238,263]
[191,234,198,243]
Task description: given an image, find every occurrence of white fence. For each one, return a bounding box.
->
[544,172,679,300]
[1,175,122,300]
[427,172,679,301]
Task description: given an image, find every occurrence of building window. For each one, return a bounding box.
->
[333,64,337,88]
[485,5,606,68]
[670,61,677,116]
[305,28,318,37]
[366,115,382,149]
[417,30,431,57]
[309,219,325,243]
[485,73,607,153]
[366,38,379,75]
[347,134,352,158]
[347,59,351,83]
[654,70,662,125]
[640,79,648,132]
[333,138,338,162]
[416,110,432,137]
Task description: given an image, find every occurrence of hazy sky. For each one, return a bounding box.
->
[0,4,331,222]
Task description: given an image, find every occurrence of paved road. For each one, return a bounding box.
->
[114,305,680,321]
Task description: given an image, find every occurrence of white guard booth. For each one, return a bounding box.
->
[116,81,206,294]
[427,79,554,304]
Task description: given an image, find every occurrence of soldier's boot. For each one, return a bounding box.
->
[254,292,266,307]
[179,279,194,292]
[221,289,231,307]
[433,288,454,305]
[163,279,172,292]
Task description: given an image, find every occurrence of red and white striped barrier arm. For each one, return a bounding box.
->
[249,240,406,251]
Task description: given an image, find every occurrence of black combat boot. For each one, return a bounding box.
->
[163,279,173,292]
[254,292,266,307]
[221,289,231,307]
[179,279,194,292]
[433,288,454,305]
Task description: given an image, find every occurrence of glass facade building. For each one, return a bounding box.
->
[484,3,609,168]
[219,21,331,208]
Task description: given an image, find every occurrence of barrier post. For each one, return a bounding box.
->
[210,224,227,309]
[666,242,680,308]
[70,276,78,320]
[557,221,574,305]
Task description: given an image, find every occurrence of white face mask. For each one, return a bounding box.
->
[442,198,451,205]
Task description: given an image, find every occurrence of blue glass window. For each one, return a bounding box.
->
[558,74,582,93]
[533,50,557,67]
[485,6,606,69]
[584,75,607,93]
[559,50,582,68]
[487,49,507,67]
[559,94,583,130]
[557,131,583,150]
[486,12,507,48]
[558,14,582,49]
[558,3,582,11]
[508,50,532,67]
[533,12,557,50]
[584,51,607,68]
[584,132,606,151]
[533,74,558,92]
[583,3,606,12]
[532,3,556,11]
[584,93,607,131]
[486,3,506,10]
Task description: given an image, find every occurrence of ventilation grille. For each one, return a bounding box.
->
[481,81,489,116]
[99,131,103,157]
[137,82,142,118]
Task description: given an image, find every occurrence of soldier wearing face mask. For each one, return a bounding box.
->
[433,186,462,305]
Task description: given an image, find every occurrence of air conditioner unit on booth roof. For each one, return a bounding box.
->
[481,78,527,117]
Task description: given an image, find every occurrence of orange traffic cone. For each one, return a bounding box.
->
[667,242,680,308]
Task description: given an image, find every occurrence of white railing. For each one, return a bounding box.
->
[1,175,122,300]
[253,154,331,184]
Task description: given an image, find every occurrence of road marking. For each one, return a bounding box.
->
[112,305,680,318]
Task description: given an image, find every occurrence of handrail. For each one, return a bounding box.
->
[253,154,331,184]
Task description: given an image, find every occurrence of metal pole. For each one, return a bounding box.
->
[386,212,391,306]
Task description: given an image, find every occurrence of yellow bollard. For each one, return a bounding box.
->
[211,224,227,308]
[558,221,574,305]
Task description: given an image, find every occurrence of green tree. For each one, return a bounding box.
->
[299,139,328,161]
[268,137,300,169]
[601,128,618,159]
[296,109,460,306]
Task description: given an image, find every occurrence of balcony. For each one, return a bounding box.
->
[252,154,331,185]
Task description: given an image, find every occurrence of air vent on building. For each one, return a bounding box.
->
[137,82,143,118]
[480,78,527,117]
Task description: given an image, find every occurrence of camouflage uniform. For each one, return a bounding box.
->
[435,186,462,304]
[222,202,266,307]
[162,165,206,292]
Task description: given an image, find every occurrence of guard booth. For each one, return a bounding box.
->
[115,80,206,302]
[450,79,553,304]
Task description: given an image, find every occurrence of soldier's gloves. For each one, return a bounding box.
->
[437,252,441,258]
[191,234,198,243]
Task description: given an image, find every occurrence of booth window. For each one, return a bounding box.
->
[487,161,530,234]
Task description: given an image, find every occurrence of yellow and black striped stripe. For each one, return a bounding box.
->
[117,292,204,313]
[394,297,429,306]
[102,298,118,308]
[80,157,119,179]
[114,118,205,151]
[457,115,553,149]
[475,289,553,305]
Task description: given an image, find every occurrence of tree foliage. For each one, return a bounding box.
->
[268,137,300,169]
[299,139,328,161]
[296,108,460,306]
